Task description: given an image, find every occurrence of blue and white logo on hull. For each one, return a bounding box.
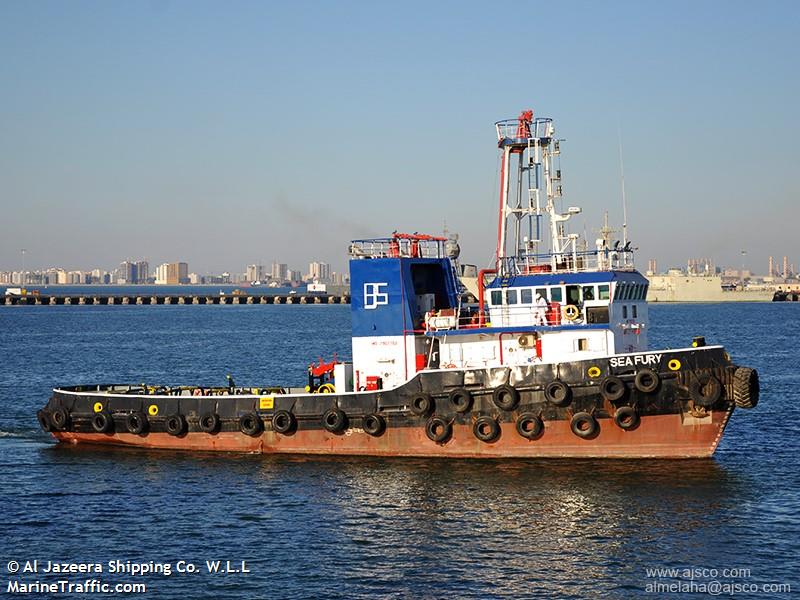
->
[364,283,389,309]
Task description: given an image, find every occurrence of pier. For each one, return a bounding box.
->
[3,294,351,306]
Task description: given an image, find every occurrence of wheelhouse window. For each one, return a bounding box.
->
[632,305,638,318]
[491,290,502,305]
[598,284,610,300]
[535,288,548,301]
[566,285,581,305]
[582,286,595,301]
[521,289,533,304]
[507,289,518,305]
[622,305,628,318]
[550,287,563,303]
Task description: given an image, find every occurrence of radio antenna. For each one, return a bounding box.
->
[618,125,628,246]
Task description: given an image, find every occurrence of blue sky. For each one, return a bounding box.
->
[1,0,798,275]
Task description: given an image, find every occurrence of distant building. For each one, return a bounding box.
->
[154,263,169,285]
[166,262,189,285]
[271,262,288,282]
[307,261,331,282]
[188,273,201,285]
[246,264,266,282]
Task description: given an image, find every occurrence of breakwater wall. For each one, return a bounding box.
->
[3,294,350,306]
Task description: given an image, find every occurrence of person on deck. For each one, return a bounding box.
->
[535,292,549,325]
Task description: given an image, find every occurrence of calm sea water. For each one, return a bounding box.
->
[0,304,797,599]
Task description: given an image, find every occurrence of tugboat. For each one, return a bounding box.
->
[37,110,759,458]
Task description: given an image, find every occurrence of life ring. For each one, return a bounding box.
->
[148,404,159,416]
[668,359,682,371]
[93,402,104,413]
[473,416,501,443]
[37,410,52,432]
[492,384,520,411]
[516,413,544,440]
[362,414,386,437]
[613,406,640,430]
[544,380,572,407]
[425,416,452,444]
[126,411,148,435]
[570,412,599,439]
[317,383,336,394]
[587,366,602,379]
[322,408,348,433]
[409,392,434,417]
[634,368,660,393]
[165,414,187,436]
[199,412,221,434]
[239,412,263,436]
[271,410,297,434]
[563,304,580,321]
[193,388,203,397]
[50,406,70,431]
[448,388,473,413]
[689,375,722,408]
[600,376,626,403]
[91,411,114,433]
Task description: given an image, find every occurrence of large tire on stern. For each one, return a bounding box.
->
[732,367,759,409]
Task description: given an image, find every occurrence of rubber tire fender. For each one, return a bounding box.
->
[271,410,296,434]
[409,392,434,417]
[544,380,572,407]
[515,413,544,440]
[362,413,386,437]
[91,411,114,433]
[126,411,148,435]
[425,416,452,444]
[165,414,187,436]
[448,388,473,413]
[613,405,640,430]
[239,412,263,436]
[570,412,599,439]
[600,376,626,403]
[733,367,759,409]
[634,368,660,394]
[199,412,221,434]
[322,408,348,433]
[473,416,501,443]
[51,406,70,431]
[37,410,53,432]
[492,384,520,411]
[689,375,723,408]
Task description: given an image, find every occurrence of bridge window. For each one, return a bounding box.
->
[535,288,548,301]
[507,289,518,305]
[521,289,533,304]
[491,290,502,305]
[582,286,595,301]
[566,285,581,305]
[598,284,610,300]
[633,305,638,318]
[622,305,628,318]
[550,287,563,303]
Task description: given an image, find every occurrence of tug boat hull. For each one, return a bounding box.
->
[41,347,757,459]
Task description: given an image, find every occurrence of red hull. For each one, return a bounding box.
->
[52,407,734,459]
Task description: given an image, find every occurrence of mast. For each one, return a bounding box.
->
[494,110,581,275]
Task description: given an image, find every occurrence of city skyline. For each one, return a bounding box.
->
[1,2,798,275]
